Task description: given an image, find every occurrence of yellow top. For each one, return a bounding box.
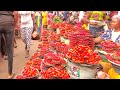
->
[90,11,104,21]
[42,11,48,25]
[82,24,88,30]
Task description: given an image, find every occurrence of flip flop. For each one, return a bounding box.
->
[25,55,30,58]
[14,45,17,48]
[4,56,8,60]
[8,72,15,79]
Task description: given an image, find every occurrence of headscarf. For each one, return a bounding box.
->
[112,15,120,23]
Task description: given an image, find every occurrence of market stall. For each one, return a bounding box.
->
[95,40,120,78]
[15,17,120,79]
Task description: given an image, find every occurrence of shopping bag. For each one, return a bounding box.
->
[32,31,38,38]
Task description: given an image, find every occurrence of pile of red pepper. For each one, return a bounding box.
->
[50,22,59,29]
[40,52,69,79]
[58,23,73,37]
[69,28,94,49]
[49,42,57,50]
[99,40,120,53]
[40,36,48,41]
[43,53,66,67]
[15,52,41,79]
[56,53,65,58]
[15,74,25,79]
[66,45,101,64]
[41,30,49,37]
[38,41,49,49]
[40,30,49,42]
[58,23,84,39]
[22,66,39,79]
[30,52,39,60]
[106,50,120,64]
[39,47,50,59]
[41,67,70,79]
[56,42,69,54]
[106,54,120,64]
[63,24,73,38]
[26,58,42,71]
[48,32,60,42]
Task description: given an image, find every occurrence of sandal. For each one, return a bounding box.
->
[4,56,8,60]
[25,55,30,58]
[8,72,15,79]
[14,45,17,48]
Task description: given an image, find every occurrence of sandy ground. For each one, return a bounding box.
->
[0,37,40,79]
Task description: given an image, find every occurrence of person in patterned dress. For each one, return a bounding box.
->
[17,11,35,58]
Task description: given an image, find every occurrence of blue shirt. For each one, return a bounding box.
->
[63,11,68,20]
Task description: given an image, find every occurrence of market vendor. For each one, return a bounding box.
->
[82,11,108,37]
[94,15,120,44]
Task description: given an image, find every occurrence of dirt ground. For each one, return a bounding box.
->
[0,34,96,79]
[0,37,40,79]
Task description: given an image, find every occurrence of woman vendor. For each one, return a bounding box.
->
[94,15,120,44]
[82,11,108,38]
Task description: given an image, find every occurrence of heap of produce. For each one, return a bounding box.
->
[56,42,69,54]
[26,59,42,71]
[21,66,39,79]
[99,40,120,53]
[106,51,120,64]
[41,53,67,69]
[40,52,69,79]
[39,47,54,59]
[48,31,60,42]
[69,28,94,49]
[15,74,25,79]
[40,30,49,41]
[66,45,101,64]
[41,67,70,79]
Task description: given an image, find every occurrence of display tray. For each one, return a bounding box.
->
[108,59,120,74]
[95,49,113,62]
[108,59,120,67]
[96,50,114,55]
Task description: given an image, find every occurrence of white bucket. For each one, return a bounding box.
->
[67,60,97,79]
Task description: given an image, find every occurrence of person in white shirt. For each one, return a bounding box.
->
[118,11,120,16]
[17,11,35,58]
[79,11,85,22]
[94,15,120,45]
